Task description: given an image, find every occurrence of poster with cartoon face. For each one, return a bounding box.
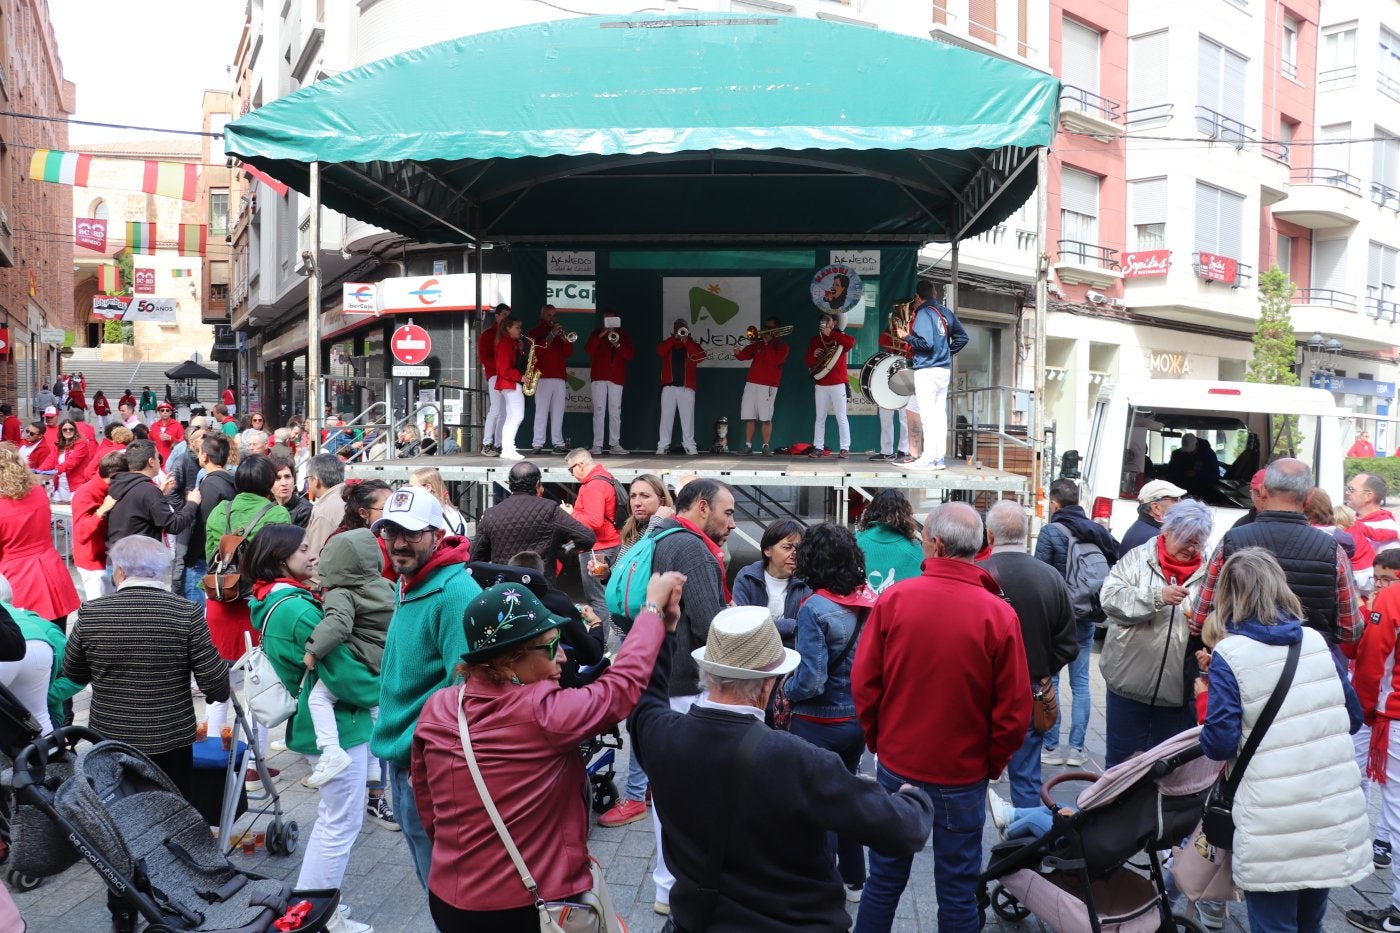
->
[810,264,863,314]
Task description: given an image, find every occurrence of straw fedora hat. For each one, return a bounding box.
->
[692,606,800,680]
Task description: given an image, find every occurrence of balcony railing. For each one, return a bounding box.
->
[1367,295,1400,322]
[1292,287,1358,310]
[1231,262,1254,289]
[1381,71,1400,103]
[1125,103,1173,127]
[1320,65,1357,90]
[1057,240,1121,270]
[1060,86,1122,124]
[1191,252,1252,287]
[1373,182,1400,211]
[1262,139,1290,163]
[1195,105,1254,148]
[1289,167,1361,194]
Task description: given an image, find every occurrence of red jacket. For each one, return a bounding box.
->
[805,331,856,387]
[119,392,137,409]
[735,338,789,387]
[657,336,705,390]
[1349,440,1377,458]
[528,324,572,380]
[93,396,110,417]
[573,464,621,550]
[0,416,19,445]
[71,475,110,571]
[1356,509,1400,551]
[151,416,185,464]
[879,331,913,359]
[494,335,525,392]
[1353,584,1400,722]
[585,330,634,385]
[478,328,500,379]
[93,439,125,464]
[53,438,94,488]
[67,388,87,411]
[24,441,55,472]
[852,557,1030,784]
[75,421,96,443]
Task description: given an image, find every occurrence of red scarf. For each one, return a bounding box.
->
[250,577,313,601]
[675,515,730,602]
[813,585,878,610]
[1156,535,1201,586]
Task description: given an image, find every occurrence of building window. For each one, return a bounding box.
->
[1060,167,1100,262]
[1277,233,1292,279]
[1194,181,1244,261]
[1374,130,1400,207]
[89,198,108,221]
[1368,240,1399,308]
[1312,237,1348,298]
[1129,177,1167,250]
[1322,122,1353,175]
[1197,36,1250,141]
[1321,26,1357,89]
[1282,17,1299,79]
[209,188,229,235]
[969,0,997,45]
[1128,31,1169,123]
[1382,28,1400,101]
[1061,18,1105,117]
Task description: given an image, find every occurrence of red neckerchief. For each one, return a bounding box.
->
[251,577,312,601]
[813,585,878,610]
[1156,535,1201,585]
[675,515,731,601]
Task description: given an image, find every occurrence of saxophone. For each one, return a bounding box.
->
[522,340,541,396]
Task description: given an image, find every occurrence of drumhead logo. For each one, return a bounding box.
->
[810,264,864,314]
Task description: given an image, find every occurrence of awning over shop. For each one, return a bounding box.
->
[223,13,1059,246]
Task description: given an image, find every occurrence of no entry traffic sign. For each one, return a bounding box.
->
[391,323,431,365]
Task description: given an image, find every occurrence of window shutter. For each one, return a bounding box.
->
[1375,133,1400,188]
[1194,182,1217,254]
[1062,19,1100,94]
[1131,178,1168,226]
[1312,238,1347,292]
[1129,32,1169,110]
[1322,123,1353,173]
[1221,48,1247,125]
[1368,241,1384,290]
[1218,188,1244,259]
[1061,168,1099,217]
[969,0,996,44]
[1198,37,1222,114]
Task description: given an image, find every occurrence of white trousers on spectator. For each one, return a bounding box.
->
[658,386,696,452]
[295,742,369,890]
[0,641,54,734]
[913,366,951,464]
[308,680,381,776]
[531,378,567,448]
[591,380,624,450]
[1356,723,1391,843]
[813,384,850,452]
[482,376,504,447]
[78,567,111,601]
[653,693,699,903]
[499,388,525,456]
[878,405,910,456]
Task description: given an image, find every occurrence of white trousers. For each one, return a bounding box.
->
[482,376,504,446]
[878,405,911,456]
[1356,723,1391,843]
[531,378,567,448]
[591,380,624,450]
[812,383,850,452]
[658,386,697,452]
[498,387,525,456]
[653,693,699,903]
[78,567,111,601]
[308,679,381,776]
[95,414,108,430]
[0,640,54,734]
[295,741,369,890]
[913,366,951,464]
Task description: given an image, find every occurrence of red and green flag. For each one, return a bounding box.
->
[97,264,121,294]
[29,149,92,187]
[126,222,157,254]
[142,160,199,201]
[171,268,194,278]
[177,224,207,257]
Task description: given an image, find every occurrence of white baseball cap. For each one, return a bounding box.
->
[370,484,445,533]
[1138,479,1187,504]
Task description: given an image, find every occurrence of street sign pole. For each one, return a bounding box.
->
[307,162,322,454]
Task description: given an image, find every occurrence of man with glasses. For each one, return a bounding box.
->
[1118,479,1187,558]
[304,454,347,561]
[560,448,623,622]
[369,485,479,892]
[19,422,55,473]
[151,402,185,466]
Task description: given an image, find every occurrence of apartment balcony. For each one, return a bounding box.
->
[1372,182,1400,214]
[1121,256,1259,328]
[1270,168,1362,229]
[1054,240,1122,288]
[1319,65,1356,93]
[1059,86,1123,140]
[1260,140,1291,206]
[1290,289,1400,352]
[203,283,230,325]
[1195,106,1253,149]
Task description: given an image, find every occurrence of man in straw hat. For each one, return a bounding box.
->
[629,605,933,932]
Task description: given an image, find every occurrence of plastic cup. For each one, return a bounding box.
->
[221,725,233,752]
[196,721,208,743]
[242,833,256,855]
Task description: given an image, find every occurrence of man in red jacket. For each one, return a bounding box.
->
[561,448,623,622]
[734,317,790,456]
[527,304,573,455]
[656,319,706,456]
[584,309,633,455]
[1347,472,1400,566]
[71,452,128,600]
[851,502,1030,933]
[478,302,511,456]
[151,402,185,465]
[0,404,20,445]
[805,313,855,458]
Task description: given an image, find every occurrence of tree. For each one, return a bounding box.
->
[113,249,135,297]
[1247,265,1299,455]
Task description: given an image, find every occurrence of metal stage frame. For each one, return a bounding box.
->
[347,453,1028,549]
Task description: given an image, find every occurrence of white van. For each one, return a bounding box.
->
[1079,379,1352,545]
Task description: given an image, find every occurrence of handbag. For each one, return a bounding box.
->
[1171,824,1237,903]
[204,501,277,603]
[1200,638,1301,850]
[1031,677,1059,734]
[456,685,624,933]
[236,599,305,729]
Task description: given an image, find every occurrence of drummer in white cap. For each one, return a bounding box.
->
[1119,479,1188,558]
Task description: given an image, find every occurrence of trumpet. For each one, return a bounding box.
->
[548,324,578,345]
[743,324,794,342]
[676,326,690,339]
[607,330,620,347]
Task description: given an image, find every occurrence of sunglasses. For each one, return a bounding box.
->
[378,525,428,543]
[530,634,563,657]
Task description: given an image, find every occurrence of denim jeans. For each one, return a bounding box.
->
[1104,690,1196,770]
[181,560,206,604]
[390,761,433,892]
[790,716,868,888]
[853,764,985,933]
[1046,620,1095,751]
[623,723,649,803]
[1244,888,1328,932]
[1005,721,1043,807]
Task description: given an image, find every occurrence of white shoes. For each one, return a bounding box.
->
[498,449,524,461]
[1064,747,1089,767]
[608,445,630,455]
[987,788,1014,834]
[306,746,352,789]
[325,907,372,933]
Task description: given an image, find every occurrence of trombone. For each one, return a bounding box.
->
[743,324,795,342]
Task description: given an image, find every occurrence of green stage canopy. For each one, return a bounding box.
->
[223,13,1059,246]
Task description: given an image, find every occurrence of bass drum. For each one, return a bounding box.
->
[860,353,912,411]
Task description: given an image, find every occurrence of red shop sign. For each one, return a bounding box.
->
[1122,249,1171,278]
[1196,252,1238,283]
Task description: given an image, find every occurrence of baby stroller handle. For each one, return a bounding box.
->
[1040,770,1101,808]
[11,725,103,793]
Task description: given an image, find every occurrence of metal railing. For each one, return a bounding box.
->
[1381,71,1400,103]
[1373,182,1400,210]
[1056,240,1121,270]
[1292,287,1358,310]
[1367,295,1400,322]
[1059,85,1122,124]
[1320,65,1356,90]
[1195,105,1253,148]
[1262,139,1290,163]
[949,384,1035,477]
[1289,167,1361,194]
[1190,252,1251,287]
[1125,103,1173,126]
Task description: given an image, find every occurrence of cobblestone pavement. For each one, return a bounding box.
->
[6,638,1388,931]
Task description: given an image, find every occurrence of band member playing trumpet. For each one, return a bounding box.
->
[735,317,791,456]
[478,302,511,456]
[492,316,528,461]
[873,317,922,463]
[895,279,969,471]
[806,313,855,458]
[527,304,574,455]
[585,308,633,455]
[657,319,707,456]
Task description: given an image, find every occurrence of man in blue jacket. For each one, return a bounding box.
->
[893,279,968,471]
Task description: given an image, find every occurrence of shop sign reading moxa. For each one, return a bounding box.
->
[1146,350,1193,377]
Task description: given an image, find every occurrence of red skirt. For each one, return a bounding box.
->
[205,598,258,662]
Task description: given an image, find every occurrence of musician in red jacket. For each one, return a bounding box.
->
[492,316,527,460]
[735,317,790,456]
[527,304,572,455]
[584,309,633,455]
[805,314,855,458]
[656,319,707,456]
[873,328,921,463]
[478,302,511,456]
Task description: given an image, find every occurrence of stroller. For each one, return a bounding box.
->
[979,728,1223,933]
[0,678,49,891]
[11,725,339,932]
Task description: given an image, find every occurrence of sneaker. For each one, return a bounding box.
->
[1064,747,1089,767]
[270,739,287,752]
[1195,900,1226,930]
[1347,906,1400,933]
[931,459,947,471]
[904,459,935,471]
[590,447,603,456]
[598,797,649,827]
[499,449,524,461]
[366,794,400,831]
[740,446,753,456]
[530,446,547,455]
[838,449,849,459]
[1041,745,1066,766]
[868,452,892,461]
[552,445,570,455]
[844,884,863,904]
[305,746,352,789]
[244,766,281,793]
[480,445,498,456]
[895,455,918,465]
[986,788,1014,833]
[684,447,697,456]
[656,446,667,455]
[653,900,671,916]
[761,445,773,456]
[609,445,630,456]
[1377,839,1394,868]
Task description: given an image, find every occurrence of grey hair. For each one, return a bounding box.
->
[307,453,344,488]
[273,427,292,444]
[1202,546,1304,647]
[1263,458,1313,504]
[239,428,269,455]
[566,447,594,470]
[1161,498,1212,546]
[924,502,983,558]
[699,671,771,707]
[0,573,11,604]
[984,500,1026,545]
[187,416,208,432]
[109,535,173,582]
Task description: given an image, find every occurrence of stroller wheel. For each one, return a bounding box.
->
[6,868,40,891]
[1171,914,1208,932]
[281,820,299,855]
[265,821,285,856]
[990,885,1029,922]
[591,780,620,815]
[146,925,175,933]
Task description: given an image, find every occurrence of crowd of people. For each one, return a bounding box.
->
[2,380,1398,933]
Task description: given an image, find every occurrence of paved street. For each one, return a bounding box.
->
[6,637,1392,932]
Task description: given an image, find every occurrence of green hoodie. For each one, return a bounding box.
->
[205,492,291,563]
[855,522,927,593]
[5,602,83,729]
[307,528,395,672]
[249,584,379,756]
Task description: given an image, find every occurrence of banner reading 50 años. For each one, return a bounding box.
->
[91,295,178,323]
[659,277,761,368]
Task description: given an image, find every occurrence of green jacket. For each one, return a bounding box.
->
[308,529,394,673]
[249,584,379,756]
[205,493,291,564]
[855,523,927,594]
[5,602,83,730]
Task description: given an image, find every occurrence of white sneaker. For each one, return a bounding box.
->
[608,445,630,455]
[844,884,863,903]
[986,788,1014,833]
[656,446,667,455]
[325,908,372,933]
[498,449,524,461]
[1041,745,1066,766]
[1064,747,1089,767]
[270,739,287,752]
[589,447,603,456]
[306,746,352,789]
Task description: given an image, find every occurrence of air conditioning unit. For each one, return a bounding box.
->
[1110,298,1127,309]
[1085,290,1108,304]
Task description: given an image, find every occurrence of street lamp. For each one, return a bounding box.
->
[1307,332,1343,380]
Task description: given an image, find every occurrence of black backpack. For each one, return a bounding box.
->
[586,474,629,531]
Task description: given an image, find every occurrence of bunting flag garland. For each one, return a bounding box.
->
[177,224,207,257]
[127,222,157,255]
[239,161,290,197]
[97,264,121,294]
[142,160,199,201]
[170,268,194,278]
[29,149,92,186]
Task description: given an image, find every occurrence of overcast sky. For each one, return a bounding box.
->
[49,0,245,145]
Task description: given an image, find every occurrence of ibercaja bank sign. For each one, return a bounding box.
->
[546,280,596,313]
[547,251,596,276]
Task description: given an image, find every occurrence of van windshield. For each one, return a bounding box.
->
[1122,406,1320,507]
